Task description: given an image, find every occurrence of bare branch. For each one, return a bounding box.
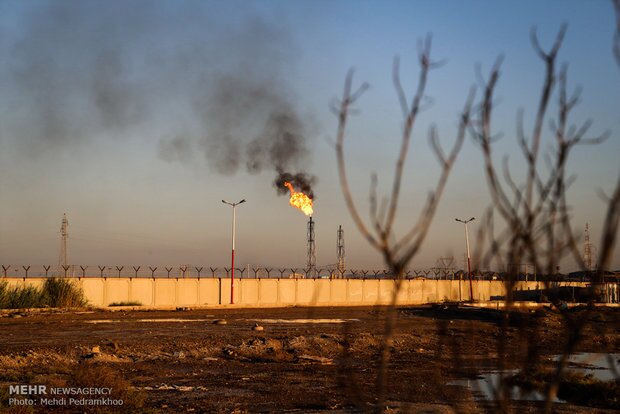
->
[614,0,620,67]
[429,125,447,166]
[335,69,378,250]
[530,23,567,62]
[597,171,620,274]
[501,156,523,210]
[383,36,435,238]
[369,172,379,229]
[517,109,532,162]
[471,56,522,222]
[392,56,409,119]
[395,87,474,262]
[526,25,567,208]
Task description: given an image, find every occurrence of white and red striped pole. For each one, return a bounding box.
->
[456,217,475,302]
[223,199,246,304]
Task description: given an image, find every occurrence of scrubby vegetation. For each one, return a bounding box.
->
[0,278,87,309]
[108,300,142,307]
[40,277,87,308]
[70,362,146,412]
[509,368,620,409]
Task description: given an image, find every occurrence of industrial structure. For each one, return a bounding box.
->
[306,217,316,276]
[337,225,345,274]
[59,213,69,269]
[584,222,592,272]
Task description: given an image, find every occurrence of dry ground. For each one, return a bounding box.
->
[0,305,618,413]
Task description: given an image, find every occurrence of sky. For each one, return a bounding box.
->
[0,0,619,272]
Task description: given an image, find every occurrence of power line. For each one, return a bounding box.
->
[584,222,592,272]
[307,217,316,276]
[337,225,345,274]
[59,213,68,269]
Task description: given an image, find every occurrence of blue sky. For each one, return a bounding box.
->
[0,0,618,272]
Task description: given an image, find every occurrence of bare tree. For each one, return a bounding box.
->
[335,4,620,411]
[334,35,473,412]
[468,17,620,413]
[615,0,620,68]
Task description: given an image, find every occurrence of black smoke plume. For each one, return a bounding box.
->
[274,170,316,200]
[0,1,316,197]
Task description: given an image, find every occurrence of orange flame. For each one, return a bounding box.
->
[283,181,313,216]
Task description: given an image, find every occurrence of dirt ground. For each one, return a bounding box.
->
[0,304,618,413]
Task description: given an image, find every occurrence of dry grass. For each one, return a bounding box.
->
[69,362,146,413]
[108,301,142,307]
[0,278,87,309]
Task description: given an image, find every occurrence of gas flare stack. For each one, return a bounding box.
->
[337,225,345,275]
[59,213,69,272]
[307,217,316,277]
[584,222,592,273]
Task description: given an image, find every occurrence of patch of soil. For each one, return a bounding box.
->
[0,305,618,412]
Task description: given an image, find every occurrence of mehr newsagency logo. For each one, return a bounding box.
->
[6,384,124,407]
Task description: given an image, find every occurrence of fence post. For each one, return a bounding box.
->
[195,267,203,280]
[149,267,157,278]
[133,266,141,278]
[62,265,70,278]
[43,265,51,277]
[80,266,88,278]
[165,267,173,278]
[116,266,124,278]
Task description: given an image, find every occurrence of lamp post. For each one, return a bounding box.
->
[222,199,246,304]
[456,217,475,302]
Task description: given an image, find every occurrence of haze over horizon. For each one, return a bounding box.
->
[1,0,619,272]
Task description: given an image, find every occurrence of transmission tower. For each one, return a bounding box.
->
[337,225,345,273]
[307,217,316,276]
[584,222,592,272]
[59,213,69,268]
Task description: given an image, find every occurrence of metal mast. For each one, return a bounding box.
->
[337,225,345,274]
[455,217,475,302]
[59,213,69,268]
[584,222,592,272]
[222,199,246,304]
[307,217,316,276]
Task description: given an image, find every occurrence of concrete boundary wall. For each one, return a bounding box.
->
[2,277,590,308]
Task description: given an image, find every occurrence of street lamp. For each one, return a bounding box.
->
[455,217,475,302]
[222,199,246,304]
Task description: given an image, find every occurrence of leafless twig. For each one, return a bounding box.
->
[335,35,472,412]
